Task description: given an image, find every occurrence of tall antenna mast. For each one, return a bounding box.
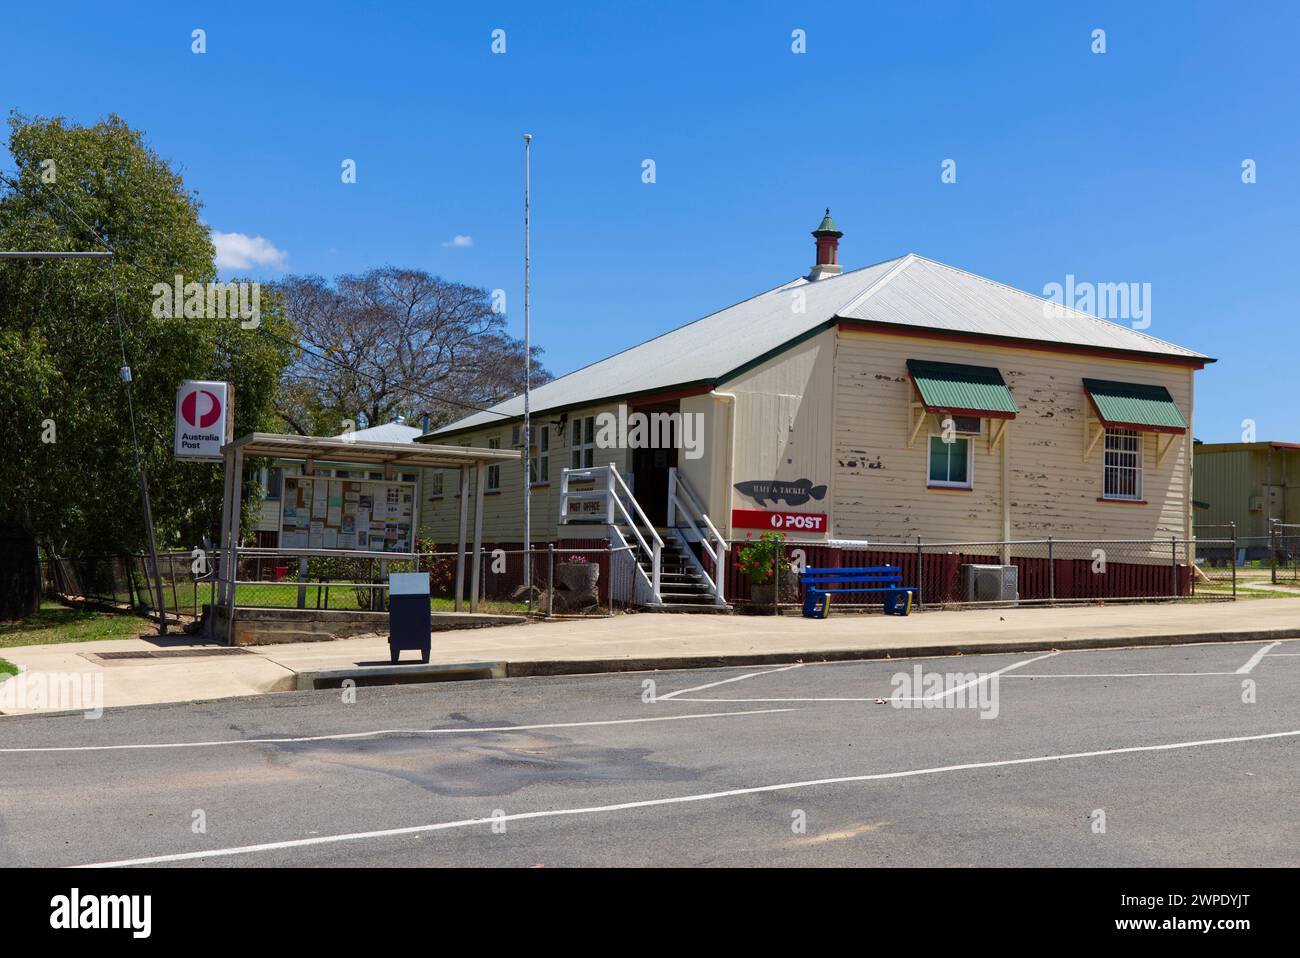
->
[522,133,532,591]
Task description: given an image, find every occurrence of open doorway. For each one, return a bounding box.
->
[629,401,680,526]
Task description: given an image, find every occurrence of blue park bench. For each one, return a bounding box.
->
[800,566,916,618]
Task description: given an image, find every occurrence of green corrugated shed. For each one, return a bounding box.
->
[1194,443,1300,540]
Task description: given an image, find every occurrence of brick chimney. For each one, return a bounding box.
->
[807,208,843,281]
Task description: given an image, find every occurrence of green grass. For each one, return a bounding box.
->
[169,580,527,615]
[0,657,17,677]
[1194,585,1300,600]
[0,600,157,649]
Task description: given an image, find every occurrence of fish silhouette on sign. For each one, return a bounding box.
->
[734,478,828,507]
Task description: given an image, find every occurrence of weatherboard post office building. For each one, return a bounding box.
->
[419,212,1211,607]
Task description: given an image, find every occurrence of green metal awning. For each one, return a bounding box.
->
[1083,378,1187,434]
[906,359,1018,419]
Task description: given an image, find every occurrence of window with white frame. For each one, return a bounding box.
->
[486,436,501,491]
[927,434,972,488]
[529,425,549,484]
[570,416,595,469]
[1103,428,1142,500]
[427,470,445,498]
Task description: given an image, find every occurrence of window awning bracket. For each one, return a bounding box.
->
[988,418,1009,454]
[1083,409,1105,463]
[1156,432,1180,467]
[908,402,928,449]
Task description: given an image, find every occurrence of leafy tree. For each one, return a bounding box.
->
[0,113,296,617]
[271,268,547,435]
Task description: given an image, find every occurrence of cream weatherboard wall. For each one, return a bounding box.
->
[418,401,629,545]
[832,328,1194,550]
[705,328,838,536]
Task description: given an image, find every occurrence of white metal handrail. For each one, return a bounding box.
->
[561,464,662,598]
[606,465,662,597]
[667,467,727,603]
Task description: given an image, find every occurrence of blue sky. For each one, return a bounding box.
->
[4,0,1297,441]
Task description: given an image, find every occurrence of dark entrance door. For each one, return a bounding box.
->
[630,402,680,527]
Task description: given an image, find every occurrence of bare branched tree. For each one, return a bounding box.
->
[272,268,547,434]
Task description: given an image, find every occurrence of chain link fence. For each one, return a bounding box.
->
[724,534,1237,612]
[218,543,638,618]
[40,550,215,623]
[1195,521,1300,593]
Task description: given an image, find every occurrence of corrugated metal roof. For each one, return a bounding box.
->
[907,359,1019,417]
[1083,378,1189,432]
[840,256,1208,360]
[432,252,1210,437]
[333,422,422,444]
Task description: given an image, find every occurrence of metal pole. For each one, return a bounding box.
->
[1231,522,1237,599]
[1047,536,1055,602]
[548,543,555,617]
[915,536,923,610]
[1270,518,1278,585]
[522,132,533,590]
[454,466,469,611]
[471,462,485,613]
[772,540,780,616]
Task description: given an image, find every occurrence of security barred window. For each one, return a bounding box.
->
[486,436,501,491]
[570,416,595,469]
[1103,428,1142,500]
[927,435,972,488]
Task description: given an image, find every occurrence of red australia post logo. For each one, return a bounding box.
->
[180,387,222,428]
[732,508,827,533]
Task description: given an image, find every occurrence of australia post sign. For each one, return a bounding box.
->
[732,509,827,534]
[174,380,231,461]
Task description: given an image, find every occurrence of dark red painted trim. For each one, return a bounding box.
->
[627,385,714,407]
[1096,497,1149,505]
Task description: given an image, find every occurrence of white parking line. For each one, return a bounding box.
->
[1236,642,1281,674]
[656,663,804,701]
[666,697,878,703]
[1003,672,1239,679]
[0,708,796,754]
[75,726,1300,868]
[920,651,1059,702]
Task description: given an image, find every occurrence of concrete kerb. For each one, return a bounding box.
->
[500,627,1300,678]
[294,661,508,690]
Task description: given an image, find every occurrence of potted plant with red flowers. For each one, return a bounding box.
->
[735,531,796,613]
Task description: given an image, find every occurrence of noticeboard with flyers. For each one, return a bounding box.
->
[278,476,415,553]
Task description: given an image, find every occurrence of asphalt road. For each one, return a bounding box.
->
[1,638,1297,867]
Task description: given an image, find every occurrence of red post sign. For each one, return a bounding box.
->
[732,509,827,533]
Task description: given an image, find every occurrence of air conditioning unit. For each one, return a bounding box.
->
[960,564,1019,604]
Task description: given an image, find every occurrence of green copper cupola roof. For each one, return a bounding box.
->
[812,208,843,238]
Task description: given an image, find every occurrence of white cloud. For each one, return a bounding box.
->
[212,231,288,270]
[441,234,474,248]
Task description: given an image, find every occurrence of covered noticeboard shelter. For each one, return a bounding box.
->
[215,432,520,641]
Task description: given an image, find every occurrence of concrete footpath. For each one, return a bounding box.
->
[2,599,1297,714]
